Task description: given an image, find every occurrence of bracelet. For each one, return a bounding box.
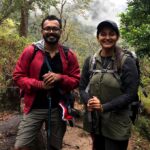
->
[100,104,103,113]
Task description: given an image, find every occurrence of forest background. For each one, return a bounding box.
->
[0,0,150,149]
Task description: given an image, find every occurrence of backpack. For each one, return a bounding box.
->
[87,49,147,124]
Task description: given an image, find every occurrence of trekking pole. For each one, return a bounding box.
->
[47,95,51,150]
[45,54,53,150]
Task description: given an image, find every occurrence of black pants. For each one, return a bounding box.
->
[91,134,129,150]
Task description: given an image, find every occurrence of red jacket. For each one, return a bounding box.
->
[13,44,80,114]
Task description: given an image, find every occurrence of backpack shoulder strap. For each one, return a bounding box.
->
[62,46,69,60]
[117,49,133,73]
[28,45,39,73]
[85,53,97,93]
[89,53,97,72]
[120,52,128,70]
[30,45,39,63]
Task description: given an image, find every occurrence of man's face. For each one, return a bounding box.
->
[42,19,61,45]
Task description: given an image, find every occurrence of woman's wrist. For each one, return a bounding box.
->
[100,104,103,112]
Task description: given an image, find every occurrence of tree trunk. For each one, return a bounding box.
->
[19,2,29,37]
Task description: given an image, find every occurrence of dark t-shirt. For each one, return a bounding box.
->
[32,51,63,109]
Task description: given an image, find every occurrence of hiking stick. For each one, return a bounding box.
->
[47,95,51,150]
[45,54,53,150]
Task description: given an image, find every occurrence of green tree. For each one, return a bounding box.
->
[27,0,93,40]
[0,0,93,37]
[0,0,35,36]
[62,19,98,67]
[0,0,21,25]
[120,0,150,95]
[120,0,150,57]
[0,19,31,86]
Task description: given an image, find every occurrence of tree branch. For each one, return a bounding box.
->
[0,0,15,25]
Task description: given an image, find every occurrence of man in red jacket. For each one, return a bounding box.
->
[13,15,80,150]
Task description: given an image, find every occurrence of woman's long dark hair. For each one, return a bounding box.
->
[114,46,124,72]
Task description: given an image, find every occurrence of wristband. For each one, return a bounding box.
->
[100,104,103,113]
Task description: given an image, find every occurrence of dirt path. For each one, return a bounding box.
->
[0,112,20,150]
[63,122,92,150]
[0,112,150,150]
[0,112,92,150]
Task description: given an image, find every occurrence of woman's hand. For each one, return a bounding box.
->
[87,96,103,112]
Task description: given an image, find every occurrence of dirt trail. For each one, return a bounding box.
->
[0,112,150,150]
[0,112,20,150]
[0,112,92,150]
[63,122,92,150]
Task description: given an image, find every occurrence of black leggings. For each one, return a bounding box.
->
[91,134,129,150]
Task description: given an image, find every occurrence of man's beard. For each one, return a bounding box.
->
[43,33,60,44]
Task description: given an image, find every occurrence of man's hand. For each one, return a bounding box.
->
[42,72,61,89]
[87,96,103,112]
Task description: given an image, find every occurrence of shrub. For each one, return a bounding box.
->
[0,19,32,87]
[135,116,150,141]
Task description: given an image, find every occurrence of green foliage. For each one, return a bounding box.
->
[0,0,21,24]
[27,0,93,38]
[135,116,150,141]
[142,98,150,114]
[120,0,150,97]
[0,19,31,86]
[0,18,16,36]
[61,20,98,68]
[120,0,150,57]
[139,56,150,95]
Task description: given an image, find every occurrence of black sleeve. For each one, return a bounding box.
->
[102,56,140,112]
[79,56,91,104]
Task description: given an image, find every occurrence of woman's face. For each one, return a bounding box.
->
[97,27,119,50]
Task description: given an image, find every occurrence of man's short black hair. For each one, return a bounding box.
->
[97,20,120,37]
[41,15,62,29]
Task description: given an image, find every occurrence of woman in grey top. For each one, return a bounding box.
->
[79,20,139,150]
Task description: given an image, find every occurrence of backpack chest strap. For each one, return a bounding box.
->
[92,69,116,74]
